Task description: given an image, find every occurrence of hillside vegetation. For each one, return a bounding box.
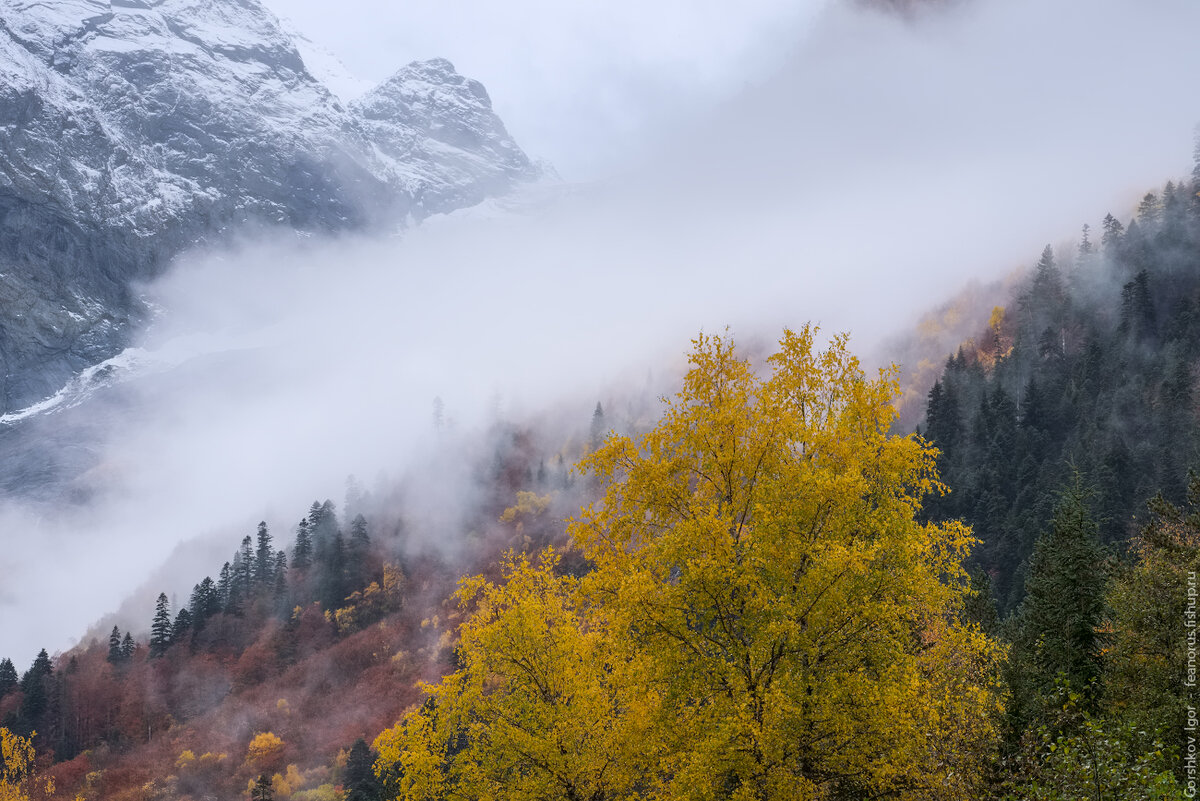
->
[4,152,1200,800]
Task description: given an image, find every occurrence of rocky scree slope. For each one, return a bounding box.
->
[0,0,537,412]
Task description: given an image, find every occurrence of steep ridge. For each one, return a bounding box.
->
[0,0,538,412]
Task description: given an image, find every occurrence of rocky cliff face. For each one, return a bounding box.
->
[0,0,537,412]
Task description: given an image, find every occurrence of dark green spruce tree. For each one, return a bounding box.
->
[0,657,17,699]
[344,737,383,801]
[189,576,221,631]
[590,401,606,449]
[320,531,349,611]
[149,593,172,658]
[273,550,288,599]
[19,648,53,734]
[171,608,193,645]
[1007,477,1109,738]
[107,626,123,665]
[255,521,274,588]
[235,535,255,604]
[292,519,313,570]
[217,561,234,610]
[348,514,371,591]
[251,773,274,801]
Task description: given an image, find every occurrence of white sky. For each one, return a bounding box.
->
[261,0,828,178]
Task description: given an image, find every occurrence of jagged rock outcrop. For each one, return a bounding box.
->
[0,0,537,411]
[354,58,536,214]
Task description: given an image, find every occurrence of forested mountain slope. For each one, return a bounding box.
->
[0,416,592,800]
[921,164,1200,613]
[3,142,1198,801]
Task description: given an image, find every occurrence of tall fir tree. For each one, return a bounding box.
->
[218,561,233,610]
[1008,477,1109,736]
[308,500,339,569]
[237,535,255,600]
[349,514,370,549]
[255,521,274,588]
[171,608,193,645]
[1032,245,1061,294]
[0,657,17,698]
[307,500,324,530]
[316,500,338,545]
[1119,269,1157,342]
[1137,191,1161,226]
[250,773,274,801]
[292,519,313,570]
[1105,480,1200,764]
[107,626,123,665]
[589,401,606,449]
[189,576,220,630]
[344,737,382,801]
[320,531,349,611]
[149,593,172,658]
[1101,212,1124,252]
[19,649,53,732]
[1077,223,1094,258]
[229,553,245,611]
[348,515,371,591]
[273,550,288,599]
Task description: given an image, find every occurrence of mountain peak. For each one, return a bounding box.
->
[0,0,540,413]
[359,58,492,118]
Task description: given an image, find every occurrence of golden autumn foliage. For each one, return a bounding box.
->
[246,731,285,771]
[0,728,56,801]
[270,764,307,798]
[290,784,341,801]
[374,328,1003,801]
[375,550,655,801]
[499,491,551,526]
[334,563,407,634]
[1,728,35,801]
[332,606,359,634]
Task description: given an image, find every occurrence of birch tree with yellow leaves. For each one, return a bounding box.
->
[376,327,1002,801]
[376,550,661,801]
[1,727,48,801]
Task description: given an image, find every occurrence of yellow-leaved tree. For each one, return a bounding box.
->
[375,327,1002,801]
[376,550,659,801]
[1,727,46,801]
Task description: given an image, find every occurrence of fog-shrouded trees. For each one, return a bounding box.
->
[8,649,54,740]
[255,521,274,586]
[106,627,123,665]
[149,593,172,658]
[376,328,1002,801]
[189,577,221,631]
[250,773,274,801]
[0,659,17,699]
[345,737,383,801]
[1106,479,1200,768]
[1004,478,1108,739]
[921,175,1200,617]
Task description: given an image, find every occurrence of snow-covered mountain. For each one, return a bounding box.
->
[0,0,538,413]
